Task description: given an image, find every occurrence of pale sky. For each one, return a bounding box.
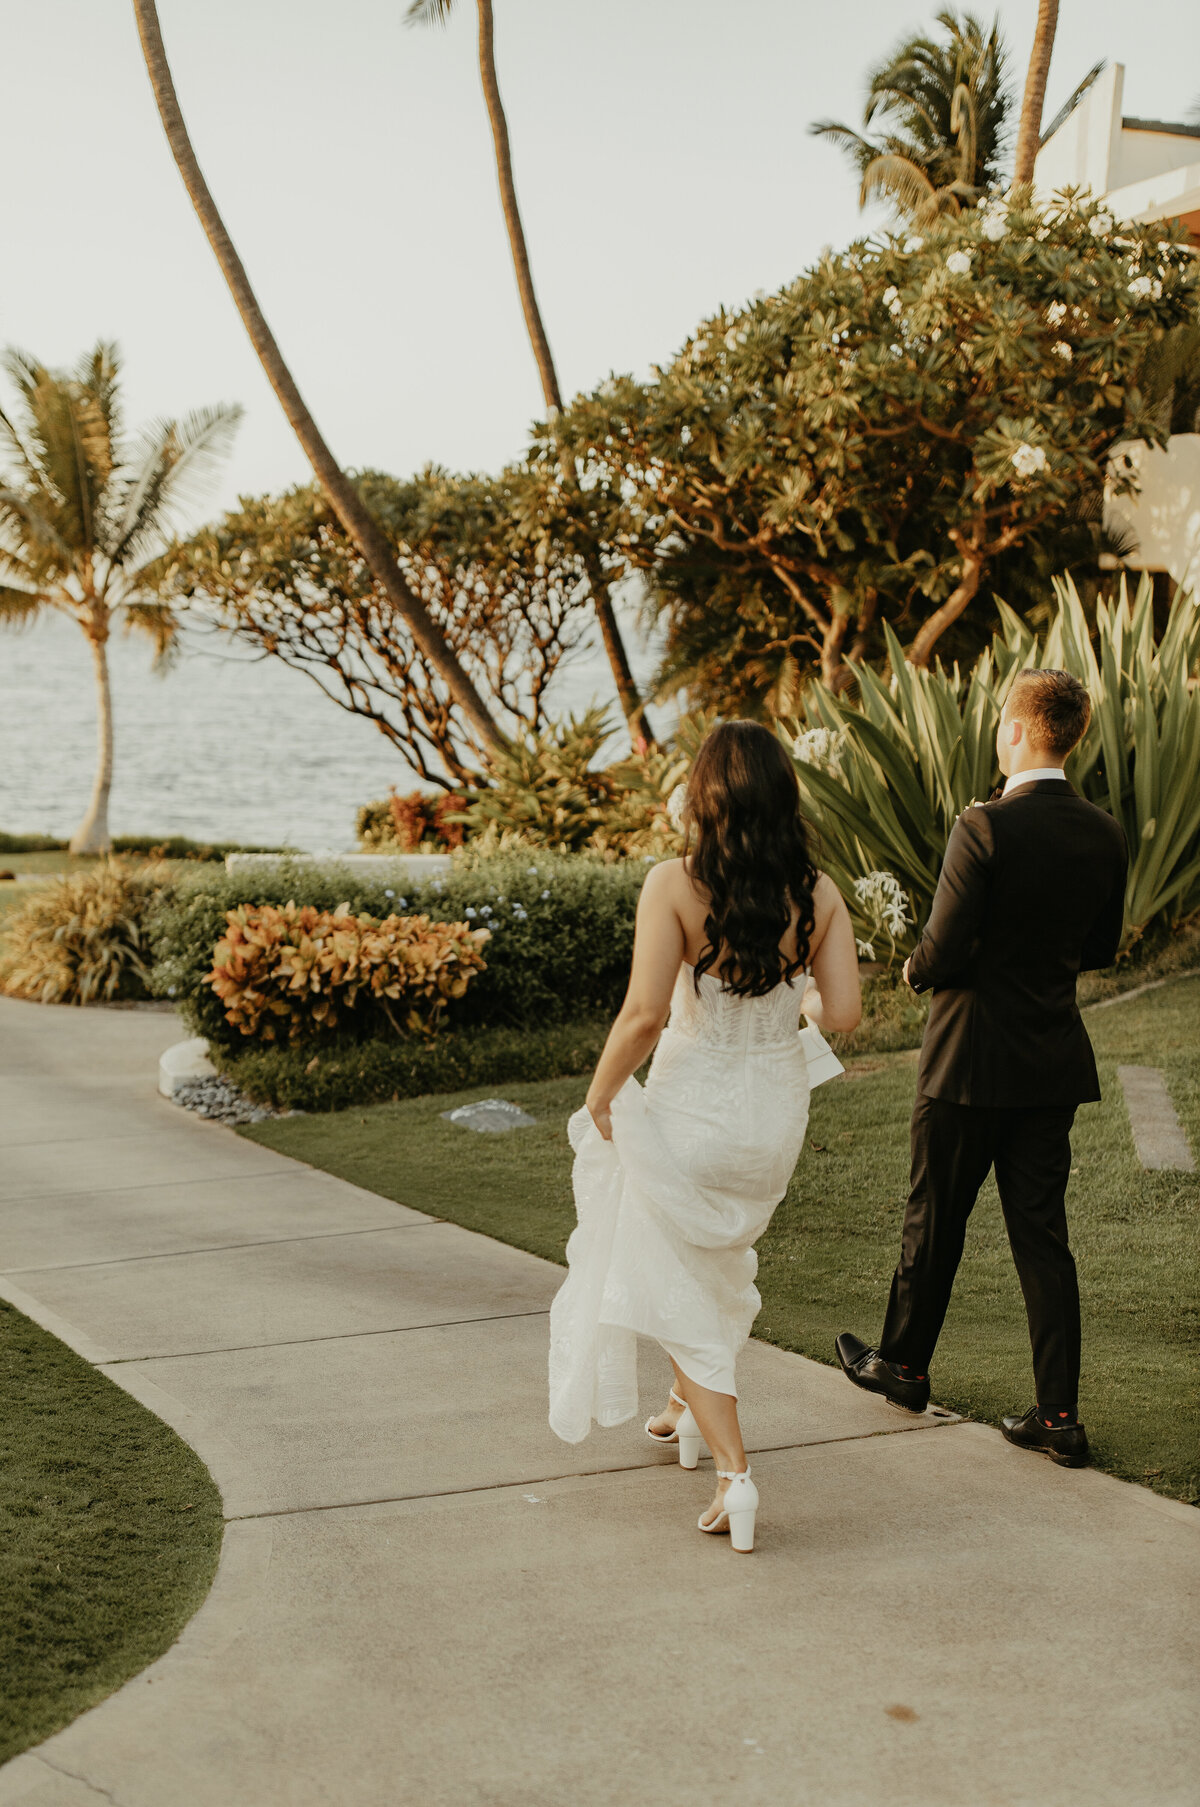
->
[4,1,1198,525]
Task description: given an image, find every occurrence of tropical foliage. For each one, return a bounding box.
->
[150,852,647,1046]
[452,709,689,855]
[812,9,1009,221]
[357,791,466,853]
[785,575,1200,953]
[207,903,490,1045]
[0,343,239,851]
[0,859,169,1004]
[558,194,1198,702]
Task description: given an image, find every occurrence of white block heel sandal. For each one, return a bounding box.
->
[697,1467,759,1552]
[645,1390,705,1469]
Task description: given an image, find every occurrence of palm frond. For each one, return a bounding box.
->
[106,401,243,565]
[75,341,124,450]
[860,153,939,217]
[809,120,877,175]
[0,582,44,627]
[405,0,455,23]
[121,597,179,670]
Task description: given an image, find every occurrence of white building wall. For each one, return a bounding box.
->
[1106,436,1200,596]
[1112,129,1200,190]
[1034,63,1123,199]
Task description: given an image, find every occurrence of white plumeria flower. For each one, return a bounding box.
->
[1090,211,1115,237]
[384,888,395,898]
[882,285,903,318]
[1011,442,1048,479]
[464,905,477,919]
[855,937,877,962]
[1046,300,1068,327]
[946,249,972,276]
[666,783,689,833]
[980,206,1008,241]
[904,235,924,253]
[541,889,551,899]
[1052,340,1073,361]
[1129,273,1163,300]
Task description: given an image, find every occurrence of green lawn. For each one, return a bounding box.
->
[0,1303,223,1764]
[244,977,1200,1507]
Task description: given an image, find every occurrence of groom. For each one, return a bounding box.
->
[836,669,1127,1466]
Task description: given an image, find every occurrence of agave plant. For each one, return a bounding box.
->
[784,575,1200,951]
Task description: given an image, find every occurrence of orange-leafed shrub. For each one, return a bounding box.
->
[206,902,490,1045]
[356,790,466,853]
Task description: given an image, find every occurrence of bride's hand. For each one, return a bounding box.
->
[586,1094,614,1141]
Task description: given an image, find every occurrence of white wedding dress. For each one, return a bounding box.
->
[548,962,814,1444]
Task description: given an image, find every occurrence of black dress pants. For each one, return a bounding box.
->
[879,1093,1080,1404]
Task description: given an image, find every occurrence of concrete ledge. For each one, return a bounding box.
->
[158,1038,216,1099]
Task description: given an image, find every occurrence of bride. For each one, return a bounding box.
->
[548,720,861,1551]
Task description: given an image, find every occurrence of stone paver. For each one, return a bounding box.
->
[1,993,1197,1807]
[1118,1063,1196,1172]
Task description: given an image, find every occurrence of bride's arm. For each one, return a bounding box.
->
[585,861,686,1139]
[800,874,862,1033]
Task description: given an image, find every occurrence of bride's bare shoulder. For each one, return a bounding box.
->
[811,870,847,927]
[640,856,691,898]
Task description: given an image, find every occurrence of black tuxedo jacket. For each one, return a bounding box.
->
[906,779,1128,1108]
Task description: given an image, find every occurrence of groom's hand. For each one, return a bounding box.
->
[902,955,913,989]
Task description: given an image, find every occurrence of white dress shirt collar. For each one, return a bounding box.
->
[1002,766,1069,796]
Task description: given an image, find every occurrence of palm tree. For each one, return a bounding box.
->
[406,0,649,742]
[812,10,1009,222]
[1013,0,1059,185]
[0,343,240,853]
[130,0,503,758]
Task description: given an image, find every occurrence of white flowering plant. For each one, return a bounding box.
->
[554,188,1197,694]
[851,871,915,966]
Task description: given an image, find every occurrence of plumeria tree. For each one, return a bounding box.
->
[159,464,593,788]
[558,192,1198,703]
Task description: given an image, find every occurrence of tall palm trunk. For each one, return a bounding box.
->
[474,0,648,743]
[70,627,114,854]
[1013,0,1059,185]
[131,0,502,757]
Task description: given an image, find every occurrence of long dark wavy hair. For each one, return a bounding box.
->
[684,721,819,998]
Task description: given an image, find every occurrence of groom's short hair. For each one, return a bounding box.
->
[1006,669,1091,756]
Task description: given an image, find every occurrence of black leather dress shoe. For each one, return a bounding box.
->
[835,1332,930,1413]
[1001,1407,1090,1467]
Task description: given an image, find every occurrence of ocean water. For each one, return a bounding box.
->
[0,603,662,852]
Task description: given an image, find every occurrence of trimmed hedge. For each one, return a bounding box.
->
[220,1015,610,1113]
[149,850,646,1051]
[0,832,283,860]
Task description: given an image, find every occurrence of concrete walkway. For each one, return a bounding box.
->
[1,998,1197,1807]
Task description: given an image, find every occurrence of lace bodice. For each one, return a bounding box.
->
[664,963,806,1056]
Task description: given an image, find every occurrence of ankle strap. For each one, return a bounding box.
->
[716,1466,751,1480]
[669,1389,687,1408]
